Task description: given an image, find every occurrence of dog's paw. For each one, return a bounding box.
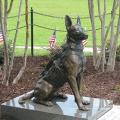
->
[44,101,53,106]
[33,98,53,106]
[57,93,68,99]
[79,105,89,111]
[82,100,90,105]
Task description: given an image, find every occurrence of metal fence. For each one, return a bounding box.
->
[5,7,117,56]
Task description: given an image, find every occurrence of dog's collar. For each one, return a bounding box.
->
[67,34,83,43]
[66,37,84,51]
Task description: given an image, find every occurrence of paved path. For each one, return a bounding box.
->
[98,105,120,120]
[15,46,99,52]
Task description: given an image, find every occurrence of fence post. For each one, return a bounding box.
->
[31,7,33,56]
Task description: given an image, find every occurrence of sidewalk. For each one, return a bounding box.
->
[15,46,98,52]
[98,105,120,120]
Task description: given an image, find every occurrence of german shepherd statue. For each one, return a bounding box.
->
[19,15,90,111]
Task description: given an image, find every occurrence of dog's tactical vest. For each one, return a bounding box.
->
[42,43,86,89]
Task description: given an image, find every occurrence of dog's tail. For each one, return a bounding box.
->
[18,92,34,104]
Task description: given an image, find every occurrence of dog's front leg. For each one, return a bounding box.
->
[76,72,83,96]
[68,75,88,111]
[76,73,90,105]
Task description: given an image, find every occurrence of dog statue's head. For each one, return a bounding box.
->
[65,15,88,41]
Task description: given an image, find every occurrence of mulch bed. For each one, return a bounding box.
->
[0,56,120,119]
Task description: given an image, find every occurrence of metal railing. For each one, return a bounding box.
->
[5,7,113,56]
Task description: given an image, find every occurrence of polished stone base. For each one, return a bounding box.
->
[1,91,113,120]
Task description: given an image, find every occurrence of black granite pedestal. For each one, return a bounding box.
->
[1,91,113,120]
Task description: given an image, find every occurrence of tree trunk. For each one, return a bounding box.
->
[109,0,116,50]
[107,4,120,71]
[4,0,8,41]
[106,0,120,71]
[0,0,9,85]
[8,0,23,81]
[101,21,106,72]
[0,0,14,85]
[88,0,98,66]
[96,0,106,72]
[13,0,29,84]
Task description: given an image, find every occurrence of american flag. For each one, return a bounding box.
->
[0,30,3,42]
[49,29,56,48]
[82,39,88,46]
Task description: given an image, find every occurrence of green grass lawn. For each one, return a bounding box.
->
[0,0,119,49]
[15,48,93,57]
[15,48,50,56]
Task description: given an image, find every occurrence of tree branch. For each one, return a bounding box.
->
[0,0,9,85]
[103,0,106,20]
[88,0,92,18]
[88,0,98,66]
[98,0,103,21]
[105,0,120,42]
[4,0,8,40]
[109,0,117,48]
[106,0,117,71]
[109,3,120,71]
[7,0,14,14]
[8,0,23,80]
[13,0,29,84]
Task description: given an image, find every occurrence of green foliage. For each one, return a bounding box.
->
[48,39,66,56]
[82,85,91,92]
[105,40,120,61]
[114,85,120,91]
[84,52,93,56]
[116,45,120,61]
[0,45,4,64]
[0,40,13,64]
[40,61,48,67]
[24,68,40,74]
[48,46,62,56]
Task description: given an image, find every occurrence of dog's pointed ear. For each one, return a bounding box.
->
[65,15,72,30]
[77,15,81,25]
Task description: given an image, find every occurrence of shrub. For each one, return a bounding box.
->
[0,45,4,64]
[0,40,13,65]
[48,37,67,56]
[48,45,62,56]
[105,40,120,61]
[116,45,120,61]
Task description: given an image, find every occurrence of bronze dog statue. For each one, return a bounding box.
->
[19,15,90,111]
